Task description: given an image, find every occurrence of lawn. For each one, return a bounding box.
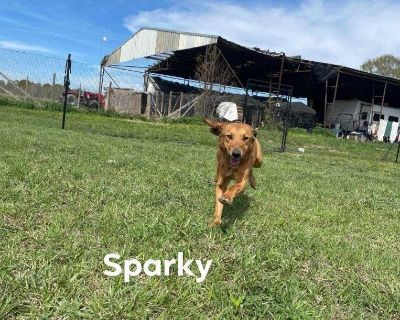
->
[1,104,399,319]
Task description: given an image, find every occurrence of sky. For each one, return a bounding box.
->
[0,0,399,72]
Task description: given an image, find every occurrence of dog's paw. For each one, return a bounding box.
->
[218,194,232,205]
[209,219,222,227]
[249,175,257,189]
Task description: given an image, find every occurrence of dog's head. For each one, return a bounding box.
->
[204,118,257,168]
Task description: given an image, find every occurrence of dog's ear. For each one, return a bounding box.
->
[204,117,225,136]
[253,128,258,138]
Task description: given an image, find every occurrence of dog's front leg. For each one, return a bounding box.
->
[218,170,249,205]
[212,179,228,226]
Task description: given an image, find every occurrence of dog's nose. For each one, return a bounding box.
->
[231,149,241,159]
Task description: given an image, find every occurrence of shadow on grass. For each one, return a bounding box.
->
[221,193,251,232]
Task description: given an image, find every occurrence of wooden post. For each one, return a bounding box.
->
[277,54,285,94]
[107,81,112,110]
[243,89,248,124]
[145,94,151,117]
[77,84,82,107]
[161,92,164,115]
[378,81,387,120]
[369,84,375,126]
[217,47,245,89]
[52,73,56,100]
[331,71,340,111]
[168,91,172,116]
[25,75,28,102]
[156,91,159,115]
[179,92,183,117]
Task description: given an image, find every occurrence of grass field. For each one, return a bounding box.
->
[1,104,399,319]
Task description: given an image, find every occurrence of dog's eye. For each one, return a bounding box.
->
[243,136,249,141]
[226,134,233,139]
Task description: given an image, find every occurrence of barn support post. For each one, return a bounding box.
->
[378,81,388,120]
[143,71,149,92]
[216,46,249,122]
[98,65,105,95]
[105,82,112,110]
[396,140,400,163]
[331,71,340,111]
[179,92,183,117]
[155,91,158,113]
[168,91,172,115]
[268,77,273,108]
[243,87,249,123]
[216,47,245,89]
[369,83,375,127]
[161,92,164,115]
[280,89,293,152]
[145,94,151,117]
[324,70,340,128]
[277,54,285,94]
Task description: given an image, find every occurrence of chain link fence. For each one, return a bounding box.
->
[0,47,318,153]
[0,48,143,108]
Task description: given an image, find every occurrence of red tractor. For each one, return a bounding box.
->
[61,90,105,108]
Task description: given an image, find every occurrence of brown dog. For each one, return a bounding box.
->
[204,118,263,226]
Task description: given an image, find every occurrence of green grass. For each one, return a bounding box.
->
[1,104,399,319]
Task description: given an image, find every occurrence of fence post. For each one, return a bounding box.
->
[156,91,159,112]
[52,73,56,100]
[106,81,112,110]
[161,92,164,115]
[168,91,172,116]
[25,75,28,102]
[61,54,71,130]
[179,92,183,117]
[77,83,81,107]
[145,94,151,117]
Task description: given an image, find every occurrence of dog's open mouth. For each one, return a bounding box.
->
[230,157,240,167]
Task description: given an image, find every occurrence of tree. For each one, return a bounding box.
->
[360,54,400,79]
[195,45,234,115]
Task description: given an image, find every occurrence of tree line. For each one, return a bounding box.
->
[360,54,400,79]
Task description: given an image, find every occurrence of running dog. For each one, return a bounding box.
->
[204,118,263,226]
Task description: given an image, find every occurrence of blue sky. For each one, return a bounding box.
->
[1,0,399,68]
[0,0,162,64]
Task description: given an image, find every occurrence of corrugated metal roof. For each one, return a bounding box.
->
[104,27,218,66]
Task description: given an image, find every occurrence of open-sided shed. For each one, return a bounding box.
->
[103,27,400,127]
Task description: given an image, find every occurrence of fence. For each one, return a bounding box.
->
[0,48,319,152]
[0,48,142,108]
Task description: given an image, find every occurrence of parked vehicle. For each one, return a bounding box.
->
[326,99,400,134]
[61,89,105,108]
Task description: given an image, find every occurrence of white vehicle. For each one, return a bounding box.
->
[326,99,400,134]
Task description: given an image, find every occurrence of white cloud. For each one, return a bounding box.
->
[123,0,400,68]
[0,40,52,53]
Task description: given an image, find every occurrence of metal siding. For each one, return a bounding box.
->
[105,28,217,65]
[106,48,121,65]
[120,29,158,62]
[178,34,215,50]
[156,31,180,53]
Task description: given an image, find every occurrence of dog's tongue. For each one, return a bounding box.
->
[230,158,240,167]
